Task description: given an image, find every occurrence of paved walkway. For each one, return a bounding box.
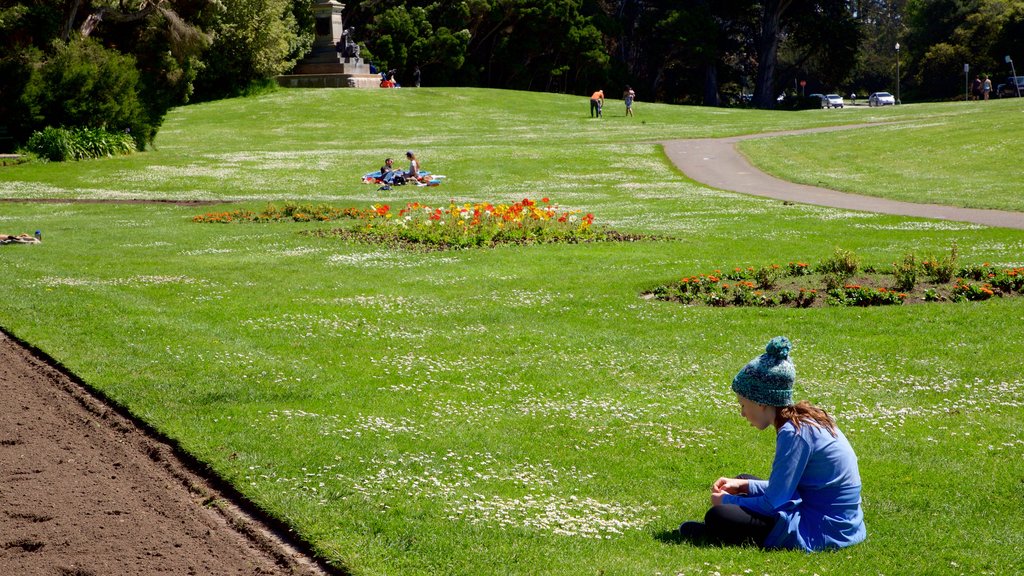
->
[661,124,1024,230]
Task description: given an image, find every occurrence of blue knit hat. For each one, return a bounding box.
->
[731,336,795,406]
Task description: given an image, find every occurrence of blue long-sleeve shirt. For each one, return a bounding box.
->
[721,421,866,551]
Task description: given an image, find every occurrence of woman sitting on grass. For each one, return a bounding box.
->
[678,336,866,551]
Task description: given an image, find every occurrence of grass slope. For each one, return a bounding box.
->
[0,88,1022,576]
[738,98,1024,211]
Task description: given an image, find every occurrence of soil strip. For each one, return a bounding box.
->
[0,329,339,576]
[0,198,227,206]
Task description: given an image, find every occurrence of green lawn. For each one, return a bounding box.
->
[739,98,1024,211]
[1,88,1022,575]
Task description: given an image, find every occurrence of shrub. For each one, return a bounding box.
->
[922,242,959,283]
[752,264,783,289]
[892,253,918,292]
[26,126,135,161]
[786,261,811,276]
[816,248,860,279]
[951,279,995,302]
[21,37,152,148]
[827,285,906,306]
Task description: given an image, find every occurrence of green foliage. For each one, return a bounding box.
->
[892,253,918,292]
[905,0,1024,100]
[192,0,301,100]
[20,36,152,147]
[816,247,861,279]
[358,0,607,91]
[654,251,915,309]
[826,284,907,306]
[923,242,959,283]
[752,264,783,289]
[25,126,136,162]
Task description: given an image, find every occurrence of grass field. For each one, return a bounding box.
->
[1,88,1022,575]
[739,98,1024,212]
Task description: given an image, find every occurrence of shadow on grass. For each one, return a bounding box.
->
[654,527,715,548]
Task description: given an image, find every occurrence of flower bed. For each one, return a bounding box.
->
[306,198,654,250]
[193,203,370,223]
[650,246,1024,308]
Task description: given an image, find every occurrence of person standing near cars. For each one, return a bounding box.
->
[982,75,993,100]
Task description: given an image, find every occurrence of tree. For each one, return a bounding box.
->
[847,0,908,97]
[21,36,151,145]
[191,0,303,100]
[904,0,1024,99]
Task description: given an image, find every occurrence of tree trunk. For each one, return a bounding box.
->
[752,0,793,109]
[703,63,719,106]
[64,0,82,41]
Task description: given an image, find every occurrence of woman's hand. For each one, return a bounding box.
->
[713,477,749,495]
[710,477,748,506]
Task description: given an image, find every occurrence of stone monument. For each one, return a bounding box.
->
[276,1,379,88]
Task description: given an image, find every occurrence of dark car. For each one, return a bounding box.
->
[998,76,1024,97]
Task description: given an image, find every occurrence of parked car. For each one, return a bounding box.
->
[998,76,1024,97]
[808,93,827,108]
[824,94,844,108]
[868,92,896,106]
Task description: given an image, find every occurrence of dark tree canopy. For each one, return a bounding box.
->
[1,0,1021,150]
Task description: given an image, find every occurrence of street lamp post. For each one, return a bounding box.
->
[1008,55,1021,97]
[895,42,901,104]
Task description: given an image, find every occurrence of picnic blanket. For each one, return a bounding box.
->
[1,233,41,245]
[362,170,445,188]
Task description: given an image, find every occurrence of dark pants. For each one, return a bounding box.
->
[704,504,776,546]
[704,474,777,546]
[590,99,602,117]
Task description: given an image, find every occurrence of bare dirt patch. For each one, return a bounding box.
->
[0,330,337,575]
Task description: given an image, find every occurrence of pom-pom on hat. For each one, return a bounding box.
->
[731,336,796,407]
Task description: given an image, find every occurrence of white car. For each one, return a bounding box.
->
[868,92,896,106]
[824,94,844,108]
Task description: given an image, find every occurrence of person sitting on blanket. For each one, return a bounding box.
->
[405,150,426,182]
[380,157,406,185]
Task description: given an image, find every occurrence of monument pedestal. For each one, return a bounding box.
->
[277,53,379,88]
[276,1,379,89]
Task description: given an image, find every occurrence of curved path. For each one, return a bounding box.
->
[662,124,1024,230]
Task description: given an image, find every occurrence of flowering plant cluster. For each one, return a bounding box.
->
[650,247,1024,308]
[659,264,820,308]
[826,284,907,306]
[947,266,1024,302]
[193,203,370,223]
[319,198,610,249]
